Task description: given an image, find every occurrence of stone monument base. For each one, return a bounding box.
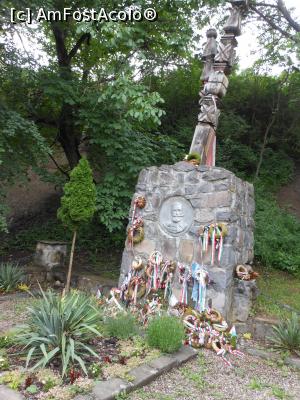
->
[119,162,255,322]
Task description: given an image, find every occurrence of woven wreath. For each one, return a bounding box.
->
[127,276,146,299]
[127,224,144,245]
[131,256,144,271]
[205,308,222,323]
[135,196,146,209]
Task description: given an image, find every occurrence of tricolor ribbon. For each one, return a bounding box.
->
[211,225,216,265]
[191,262,209,312]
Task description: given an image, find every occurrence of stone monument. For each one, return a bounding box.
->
[119,0,255,323]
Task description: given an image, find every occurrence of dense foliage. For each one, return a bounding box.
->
[0,1,299,273]
[255,186,300,273]
[0,0,220,232]
[18,290,102,376]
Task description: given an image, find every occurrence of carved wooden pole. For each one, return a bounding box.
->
[190,0,249,166]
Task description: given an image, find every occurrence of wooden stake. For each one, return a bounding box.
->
[65,229,77,293]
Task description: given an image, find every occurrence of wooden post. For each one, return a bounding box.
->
[65,229,77,293]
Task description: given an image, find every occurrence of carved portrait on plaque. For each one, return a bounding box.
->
[159,197,194,236]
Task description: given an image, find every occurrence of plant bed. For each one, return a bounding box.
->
[0,337,163,400]
[0,247,253,400]
[0,289,168,400]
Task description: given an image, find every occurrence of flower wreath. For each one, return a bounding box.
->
[205,308,222,323]
[127,276,147,303]
[131,256,144,271]
[127,217,144,245]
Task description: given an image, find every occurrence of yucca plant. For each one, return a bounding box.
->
[17,289,102,376]
[268,313,300,356]
[0,262,24,293]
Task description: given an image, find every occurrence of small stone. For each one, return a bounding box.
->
[185,170,201,184]
[159,171,175,185]
[216,211,238,222]
[194,209,215,223]
[202,168,231,181]
[134,239,156,255]
[197,165,209,172]
[190,191,232,208]
[161,238,177,259]
[173,161,196,172]
[185,183,213,195]
[179,239,194,263]
[209,267,233,290]
[137,169,149,184]
[206,288,228,316]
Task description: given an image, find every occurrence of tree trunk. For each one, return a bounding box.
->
[254,113,277,180]
[51,22,90,170]
[65,229,77,294]
[58,103,81,169]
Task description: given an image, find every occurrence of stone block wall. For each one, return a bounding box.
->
[119,162,255,321]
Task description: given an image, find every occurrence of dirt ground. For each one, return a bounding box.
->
[278,164,300,219]
[0,295,36,334]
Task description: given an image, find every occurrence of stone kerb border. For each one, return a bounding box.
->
[74,346,197,400]
[0,346,197,400]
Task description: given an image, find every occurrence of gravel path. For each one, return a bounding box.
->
[128,348,300,400]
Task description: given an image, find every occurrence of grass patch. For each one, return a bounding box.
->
[103,313,139,339]
[271,385,292,399]
[253,267,300,319]
[247,378,267,390]
[247,378,292,399]
[180,353,208,391]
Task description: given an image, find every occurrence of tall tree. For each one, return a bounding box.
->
[248,0,300,66]
[0,0,221,231]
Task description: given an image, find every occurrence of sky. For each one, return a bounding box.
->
[9,0,300,74]
[237,0,300,71]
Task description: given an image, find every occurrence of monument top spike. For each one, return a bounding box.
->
[229,0,249,7]
[190,0,249,165]
[206,28,218,39]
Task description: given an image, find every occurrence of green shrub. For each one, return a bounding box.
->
[17,290,102,376]
[103,313,139,339]
[147,315,185,353]
[254,187,300,274]
[187,152,201,161]
[268,313,300,355]
[0,262,24,292]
